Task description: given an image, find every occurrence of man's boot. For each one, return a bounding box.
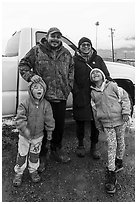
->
[38,156,46,173]
[90,143,100,159]
[38,146,48,173]
[76,145,86,157]
[50,147,71,163]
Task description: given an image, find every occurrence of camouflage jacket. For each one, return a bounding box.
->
[18,41,74,101]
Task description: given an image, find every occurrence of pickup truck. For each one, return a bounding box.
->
[2,28,135,117]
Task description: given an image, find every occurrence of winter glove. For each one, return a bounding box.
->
[47,131,52,141]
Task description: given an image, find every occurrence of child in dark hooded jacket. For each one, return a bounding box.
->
[90,68,131,194]
[13,79,55,187]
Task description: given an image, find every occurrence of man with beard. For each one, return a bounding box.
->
[18,27,74,171]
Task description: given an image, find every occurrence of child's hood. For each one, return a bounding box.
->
[90,68,106,82]
[28,79,47,102]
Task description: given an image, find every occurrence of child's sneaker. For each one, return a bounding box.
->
[115,158,123,173]
[13,173,23,187]
[105,168,117,194]
[30,171,41,183]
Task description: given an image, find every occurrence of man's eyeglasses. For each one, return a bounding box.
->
[81,43,91,47]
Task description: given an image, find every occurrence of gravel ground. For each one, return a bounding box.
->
[2,111,135,202]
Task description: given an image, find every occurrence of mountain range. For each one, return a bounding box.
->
[98,47,135,61]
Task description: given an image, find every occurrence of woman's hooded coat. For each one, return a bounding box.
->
[72,40,112,121]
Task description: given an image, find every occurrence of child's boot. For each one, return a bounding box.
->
[13,173,23,187]
[105,168,117,194]
[115,158,123,173]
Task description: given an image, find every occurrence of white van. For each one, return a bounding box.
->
[2,28,135,117]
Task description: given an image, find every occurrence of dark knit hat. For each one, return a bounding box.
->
[78,37,92,48]
[47,27,62,36]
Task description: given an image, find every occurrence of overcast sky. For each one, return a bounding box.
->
[2,0,135,53]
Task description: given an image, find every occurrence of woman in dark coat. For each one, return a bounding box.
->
[73,37,112,158]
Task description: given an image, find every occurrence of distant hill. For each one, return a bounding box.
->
[98,47,135,61]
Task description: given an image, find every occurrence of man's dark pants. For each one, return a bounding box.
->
[76,119,99,146]
[40,100,66,157]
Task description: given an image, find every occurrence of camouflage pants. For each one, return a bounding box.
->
[104,124,125,171]
[14,135,43,174]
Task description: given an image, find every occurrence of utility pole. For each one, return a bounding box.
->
[124,51,127,59]
[95,21,99,51]
[109,28,115,62]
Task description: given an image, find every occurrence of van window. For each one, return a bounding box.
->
[5,31,20,57]
[35,31,77,55]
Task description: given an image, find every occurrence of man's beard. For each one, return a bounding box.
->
[49,41,62,50]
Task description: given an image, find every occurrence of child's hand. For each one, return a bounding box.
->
[23,128,31,139]
[98,128,104,135]
[97,125,104,132]
[123,114,129,122]
[31,75,42,83]
[47,132,52,141]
